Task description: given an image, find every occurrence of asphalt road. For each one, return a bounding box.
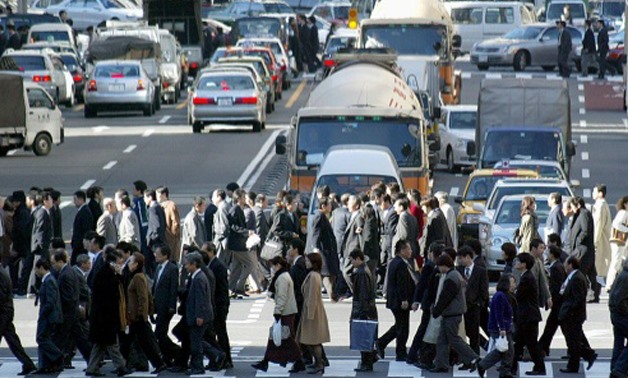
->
[0,63,626,377]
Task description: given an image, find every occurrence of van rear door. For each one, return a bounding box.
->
[482,5,517,40]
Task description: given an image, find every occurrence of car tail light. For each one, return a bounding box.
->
[323,59,335,68]
[137,79,146,91]
[73,74,83,83]
[33,75,52,82]
[190,62,199,69]
[87,80,97,92]
[192,97,216,105]
[235,96,257,105]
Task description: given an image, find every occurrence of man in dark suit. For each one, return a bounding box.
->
[43,189,63,240]
[331,194,351,257]
[7,24,21,50]
[51,250,91,367]
[34,259,64,373]
[360,198,381,275]
[86,186,103,231]
[19,190,52,296]
[377,240,415,361]
[568,197,601,302]
[153,245,180,366]
[144,189,166,277]
[424,197,453,248]
[513,253,546,375]
[457,246,489,354]
[546,192,564,241]
[227,189,254,296]
[71,190,93,265]
[339,195,362,296]
[380,194,398,265]
[557,21,572,78]
[12,191,30,294]
[86,235,107,290]
[288,239,308,326]
[308,197,339,300]
[204,201,218,245]
[540,245,567,356]
[597,19,612,79]
[70,254,91,366]
[558,256,597,372]
[392,198,419,257]
[253,194,271,285]
[202,242,232,368]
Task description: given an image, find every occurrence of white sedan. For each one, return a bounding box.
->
[439,104,477,172]
[45,0,142,31]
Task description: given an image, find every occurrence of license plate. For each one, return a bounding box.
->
[478,55,488,63]
[218,98,232,106]
[109,84,125,92]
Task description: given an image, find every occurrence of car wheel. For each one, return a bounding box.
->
[143,103,153,117]
[84,105,96,118]
[513,51,528,72]
[192,121,202,133]
[0,147,9,157]
[65,92,75,108]
[33,133,52,156]
[446,147,458,173]
[266,99,273,114]
[477,64,489,71]
[252,121,262,132]
[541,65,555,72]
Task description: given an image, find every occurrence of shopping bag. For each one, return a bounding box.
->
[424,315,441,344]
[261,237,283,260]
[271,320,282,347]
[495,335,509,352]
[350,319,378,351]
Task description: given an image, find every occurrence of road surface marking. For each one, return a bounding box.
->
[461,72,471,79]
[578,84,584,91]
[73,104,85,112]
[255,364,291,377]
[485,73,501,79]
[324,360,359,377]
[236,129,283,189]
[123,145,137,153]
[580,120,587,128]
[388,360,422,378]
[624,118,628,128]
[102,160,117,170]
[266,124,291,129]
[582,168,590,178]
[80,179,96,190]
[250,307,263,313]
[578,95,585,103]
[285,80,306,109]
[515,73,532,79]
[577,76,593,82]
[7,150,16,156]
[449,187,459,196]
[142,128,154,137]
[60,200,73,209]
[580,135,588,144]
[176,99,188,110]
[581,151,589,161]
[579,108,586,115]
[158,115,171,124]
[92,125,109,133]
[244,143,278,191]
[247,313,260,319]
[583,188,592,198]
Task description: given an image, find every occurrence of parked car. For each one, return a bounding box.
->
[470,23,582,71]
[0,49,74,106]
[438,104,477,172]
[83,60,156,117]
[188,70,267,133]
[236,37,291,89]
[45,0,143,31]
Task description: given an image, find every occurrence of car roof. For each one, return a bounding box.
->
[318,145,401,177]
[494,160,562,168]
[239,37,282,44]
[469,168,540,178]
[493,178,570,187]
[442,104,477,112]
[330,28,358,37]
[199,70,256,78]
[29,22,72,32]
[94,60,142,66]
[3,49,52,58]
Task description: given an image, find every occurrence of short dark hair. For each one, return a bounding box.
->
[496,273,513,292]
[105,245,121,263]
[517,252,535,270]
[394,198,409,210]
[594,184,607,197]
[349,248,365,261]
[144,189,157,201]
[201,242,217,256]
[120,195,131,207]
[52,249,68,264]
[456,246,474,259]
[435,254,454,268]
[116,241,134,255]
[566,255,581,269]
[269,255,289,269]
[84,230,98,241]
[547,233,562,247]
[428,243,445,258]
[464,239,482,257]
[317,185,330,198]
[74,190,87,202]
[92,235,106,249]
[226,182,240,192]
[246,191,257,203]
[86,186,102,200]
[214,189,226,200]
[290,238,304,255]
[530,238,544,250]
[394,239,409,255]
[501,242,517,261]
[549,192,562,205]
[443,247,457,261]
[132,252,145,271]
[156,186,169,198]
[133,180,147,193]
[76,254,91,266]
[282,194,293,206]
[156,244,171,259]
[548,245,562,260]
[306,252,323,272]
[51,238,65,249]
[36,259,51,270]
[185,252,203,267]
[27,190,42,205]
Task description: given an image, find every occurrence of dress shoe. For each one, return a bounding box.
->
[116,367,134,377]
[414,362,434,370]
[252,360,269,372]
[323,359,330,367]
[405,358,417,365]
[234,290,249,297]
[395,355,408,362]
[587,353,598,370]
[85,371,105,377]
[31,367,53,374]
[588,298,600,303]
[460,363,475,371]
[477,364,486,378]
[18,365,37,376]
[63,363,75,370]
[187,369,205,375]
[289,360,306,373]
[560,368,580,373]
[151,364,168,374]
[354,365,373,372]
[429,367,449,373]
[223,361,234,369]
[375,340,385,359]
[307,367,325,374]
[211,353,226,371]
[169,365,187,373]
[525,370,547,376]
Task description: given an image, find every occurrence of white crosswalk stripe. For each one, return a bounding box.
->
[585,361,611,378]
[518,362,554,377]
[388,361,423,377]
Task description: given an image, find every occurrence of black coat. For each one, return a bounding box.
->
[30,206,51,255]
[331,207,351,256]
[414,259,435,308]
[360,204,380,261]
[56,264,80,320]
[342,212,362,258]
[582,28,596,54]
[147,202,166,248]
[39,274,63,325]
[87,251,105,290]
[90,265,122,344]
[227,204,249,252]
[386,255,414,310]
[308,211,339,276]
[88,199,102,231]
[12,204,30,257]
[50,204,63,240]
[598,27,609,55]
[548,260,566,302]
[7,32,21,50]
[71,205,93,253]
[208,256,230,315]
[290,255,308,311]
[204,203,217,242]
[153,261,179,317]
[269,208,298,249]
[351,264,377,320]
[558,29,572,62]
[0,268,14,314]
[426,208,453,249]
[381,208,399,259]
[186,270,213,326]
[460,264,489,308]
[515,270,542,323]
[254,205,270,243]
[568,208,595,269]
[558,269,588,323]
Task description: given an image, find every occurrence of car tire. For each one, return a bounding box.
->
[477,64,489,71]
[282,78,289,90]
[446,147,458,173]
[513,51,528,72]
[192,122,202,133]
[0,147,9,157]
[33,133,52,156]
[143,103,153,117]
[266,99,273,114]
[84,105,96,118]
[541,65,555,72]
[65,92,75,108]
[252,121,262,132]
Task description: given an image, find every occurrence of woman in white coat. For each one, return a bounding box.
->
[606,196,628,291]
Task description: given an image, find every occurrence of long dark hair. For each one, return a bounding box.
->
[496,273,514,292]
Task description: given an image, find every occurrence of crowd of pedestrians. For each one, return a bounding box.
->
[0,181,628,377]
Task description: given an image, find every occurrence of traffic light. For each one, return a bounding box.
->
[348,8,358,29]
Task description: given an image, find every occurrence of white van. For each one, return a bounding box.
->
[27,23,77,48]
[304,145,403,236]
[446,2,536,53]
[546,0,588,27]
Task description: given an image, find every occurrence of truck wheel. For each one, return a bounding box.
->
[33,133,52,156]
[0,147,9,157]
[84,105,96,118]
[513,51,528,72]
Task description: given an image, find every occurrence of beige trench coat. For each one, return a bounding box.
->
[518,211,540,253]
[161,200,181,262]
[297,271,330,345]
[593,199,612,276]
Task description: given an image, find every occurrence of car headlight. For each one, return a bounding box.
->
[463,213,481,224]
[491,235,508,248]
[478,223,492,243]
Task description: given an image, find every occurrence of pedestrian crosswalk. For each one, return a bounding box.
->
[459,71,624,82]
[0,359,613,377]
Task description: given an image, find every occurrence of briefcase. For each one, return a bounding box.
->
[350,319,378,351]
[611,227,628,245]
[261,237,283,260]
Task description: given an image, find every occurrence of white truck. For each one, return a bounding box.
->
[0,74,64,157]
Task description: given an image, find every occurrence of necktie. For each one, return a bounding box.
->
[156,264,163,287]
[465,267,471,280]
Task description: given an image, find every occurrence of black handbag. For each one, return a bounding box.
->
[261,237,283,260]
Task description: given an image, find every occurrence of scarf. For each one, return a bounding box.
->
[268,267,290,299]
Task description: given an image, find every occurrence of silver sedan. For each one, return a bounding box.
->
[470,23,582,72]
[83,60,156,118]
[188,71,266,133]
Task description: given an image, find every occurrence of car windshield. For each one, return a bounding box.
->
[102,0,124,8]
[449,111,476,129]
[464,176,505,201]
[197,75,255,90]
[603,1,624,16]
[240,40,282,56]
[481,130,561,167]
[31,31,70,43]
[160,40,177,63]
[60,54,79,70]
[495,198,551,225]
[297,118,423,167]
[504,26,543,39]
[325,36,355,54]
[547,3,586,19]
[0,55,46,71]
[333,5,350,19]
[610,30,624,43]
[234,19,280,38]
[242,50,272,65]
[264,2,293,13]
[488,185,571,210]
[361,24,447,55]
[94,64,140,78]
[310,174,398,214]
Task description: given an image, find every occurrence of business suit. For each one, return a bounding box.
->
[187,269,220,372]
[213,201,230,264]
[50,204,62,240]
[153,261,180,364]
[161,199,181,263]
[309,210,339,276]
[407,259,436,363]
[37,273,64,370]
[514,270,545,373]
[539,260,567,355]
[203,203,217,246]
[208,256,232,365]
[21,206,52,295]
[569,208,600,300]
[55,264,91,363]
[338,211,362,295]
[558,27,572,78]
[253,205,271,283]
[88,199,102,231]
[71,204,93,265]
[361,204,381,273]
[67,265,91,365]
[545,206,564,241]
[331,206,351,256]
[86,251,105,290]
[228,204,254,293]
[146,202,166,277]
[97,211,117,245]
[182,208,206,250]
[559,269,596,371]
[426,208,453,249]
[597,26,611,78]
[393,211,419,257]
[460,263,489,354]
[378,255,414,359]
[381,208,398,263]
[290,255,308,324]
[12,203,30,260]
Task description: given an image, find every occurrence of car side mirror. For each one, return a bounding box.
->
[454,196,463,205]
[275,135,287,155]
[566,141,576,157]
[472,203,485,212]
[467,141,476,157]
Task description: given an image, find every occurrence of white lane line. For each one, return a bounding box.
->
[102,160,117,170]
[142,128,154,137]
[450,187,459,196]
[247,313,260,319]
[485,73,502,79]
[7,150,16,156]
[583,188,592,198]
[236,129,283,189]
[578,95,585,103]
[579,108,586,115]
[578,76,593,82]
[582,168,590,178]
[546,74,561,80]
[580,135,588,144]
[252,303,265,308]
[580,120,587,128]
[158,115,171,124]
[581,151,589,161]
[80,179,96,190]
[578,84,584,91]
[254,299,266,304]
[123,144,137,153]
[92,125,109,133]
[244,145,277,191]
[461,72,471,79]
[60,200,73,209]
[250,307,263,313]
[515,73,532,79]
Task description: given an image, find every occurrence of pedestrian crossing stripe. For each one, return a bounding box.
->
[517,362,553,377]
[388,361,423,377]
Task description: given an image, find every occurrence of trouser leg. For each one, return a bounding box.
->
[231,251,253,292]
[408,308,431,361]
[27,255,41,294]
[17,253,33,294]
[393,309,409,358]
[106,337,127,370]
[539,305,561,355]
[190,324,207,371]
[322,275,336,301]
[607,244,624,290]
[0,315,36,368]
[86,344,107,373]
[214,312,231,363]
[521,322,545,372]
[464,306,481,354]
[155,312,180,364]
[444,316,478,365]
[131,321,164,368]
[561,320,583,371]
